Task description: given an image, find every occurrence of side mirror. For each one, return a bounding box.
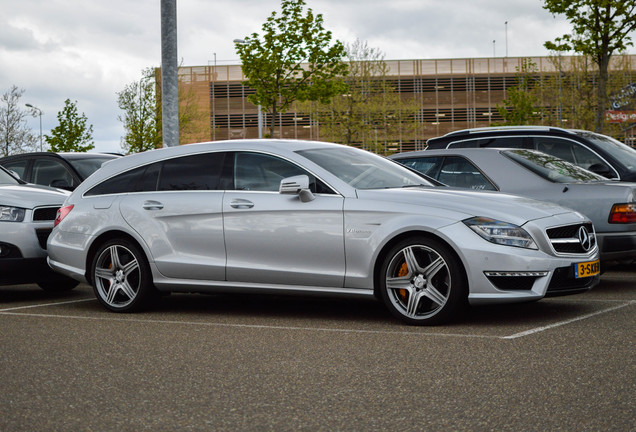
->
[279,175,315,202]
[587,163,612,178]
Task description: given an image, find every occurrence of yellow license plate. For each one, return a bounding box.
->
[575,260,600,278]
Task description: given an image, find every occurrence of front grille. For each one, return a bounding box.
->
[33,206,60,221]
[35,228,53,249]
[546,222,596,254]
[546,266,598,296]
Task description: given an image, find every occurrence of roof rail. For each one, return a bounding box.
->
[443,125,571,137]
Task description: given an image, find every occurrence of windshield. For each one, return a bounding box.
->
[572,130,636,171]
[504,149,607,183]
[0,167,20,185]
[67,156,117,179]
[297,147,434,189]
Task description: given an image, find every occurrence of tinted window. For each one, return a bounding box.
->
[32,159,75,188]
[86,163,160,196]
[398,157,443,178]
[448,136,527,149]
[67,156,118,179]
[158,153,225,191]
[533,137,576,163]
[1,160,27,180]
[437,156,496,190]
[234,152,333,193]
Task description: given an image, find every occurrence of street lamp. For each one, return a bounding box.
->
[233,38,264,139]
[25,103,43,151]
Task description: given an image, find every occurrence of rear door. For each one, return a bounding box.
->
[119,152,228,281]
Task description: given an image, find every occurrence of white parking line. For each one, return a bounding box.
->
[503,300,635,340]
[0,310,500,339]
[0,298,94,312]
[0,298,632,340]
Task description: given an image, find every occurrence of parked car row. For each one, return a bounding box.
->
[3,126,634,325]
[389,148,636,264]
[0,165,77,291]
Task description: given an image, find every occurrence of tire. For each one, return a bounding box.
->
[37,277,79,292]
[90,238,157,312]
[379,236,467,325]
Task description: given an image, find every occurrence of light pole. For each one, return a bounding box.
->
[25,103,43,151]
[233,38,263,139]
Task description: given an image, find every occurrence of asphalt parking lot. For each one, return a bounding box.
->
[1,267,633,431]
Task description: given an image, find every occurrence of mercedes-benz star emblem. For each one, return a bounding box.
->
[578,226,592,252]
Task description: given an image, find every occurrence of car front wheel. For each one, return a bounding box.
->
[91,239,156,312]
[379,237,467,325]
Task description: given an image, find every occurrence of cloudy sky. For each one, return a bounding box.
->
[2,0,634,153]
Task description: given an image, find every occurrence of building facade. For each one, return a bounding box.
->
[175,55,636,151]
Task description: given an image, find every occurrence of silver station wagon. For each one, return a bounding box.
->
[47,140,600,325]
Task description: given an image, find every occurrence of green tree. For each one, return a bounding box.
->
[542,0,636,132]
[496,59,541,125]
[45,99,94,152]
[234,0,348,137]
[305,39,421,154]
[117,68,160,153]
[0,85,38,156]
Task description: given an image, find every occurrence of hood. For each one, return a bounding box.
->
[357,187,576,226]
[0,184,70,209]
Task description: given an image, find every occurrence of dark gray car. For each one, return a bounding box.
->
[390,148,636,264]
[424,126,636,182]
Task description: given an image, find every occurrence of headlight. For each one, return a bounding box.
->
[0,206,26,222]
[463,217,537,249]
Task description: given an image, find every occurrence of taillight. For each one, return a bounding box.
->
[54,205,74,227]
[608,203,636,224]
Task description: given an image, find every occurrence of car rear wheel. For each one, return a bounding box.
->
[379,237,467,325]
[91,239,156,312]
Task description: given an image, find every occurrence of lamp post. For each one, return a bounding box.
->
[233,38,263,139]
[25,103,43,151]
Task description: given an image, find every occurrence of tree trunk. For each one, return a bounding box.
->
[594,51,610,133]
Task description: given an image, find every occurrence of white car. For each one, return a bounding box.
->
[0,166,78,291]
[48,140,600,325]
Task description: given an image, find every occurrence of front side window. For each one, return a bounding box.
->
[32,159,75,188]
[534,137,577,163]
[233,152,333,193]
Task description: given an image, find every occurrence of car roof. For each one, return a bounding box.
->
[0,151,121,161]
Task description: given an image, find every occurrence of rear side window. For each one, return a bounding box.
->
[397,157,443,178]
[158,153,225,191]
[437,156,497,190]
[85,163,160,196]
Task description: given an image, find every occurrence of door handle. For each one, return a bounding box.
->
[230,199,254,209]
[142,200,164,210]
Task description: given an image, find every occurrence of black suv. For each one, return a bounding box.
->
[425,126,636,182]
[0,152,121,191]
